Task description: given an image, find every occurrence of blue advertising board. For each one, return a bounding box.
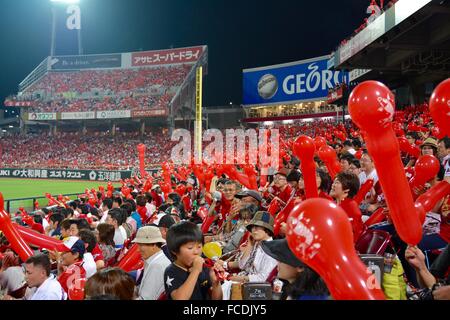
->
[243,55,348,106]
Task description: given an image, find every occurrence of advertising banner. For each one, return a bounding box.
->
[131,109,168,118]
[28,113,57,121]
[96,110,131,119]
[243,56,348,106]
[49,54,122,70]
[4,100,33,107]
[131,46,204,67]
[0,168,131,182]
[61,112,96,120]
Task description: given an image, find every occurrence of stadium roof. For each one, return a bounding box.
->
[332,0,450,86]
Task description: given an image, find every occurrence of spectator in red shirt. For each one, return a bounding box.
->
[54,239,87,294]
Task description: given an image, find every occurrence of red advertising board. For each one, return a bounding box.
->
[327,86,344,104]
[132,46,204,67]
[4,100,33,107]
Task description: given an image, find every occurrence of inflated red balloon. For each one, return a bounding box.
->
[117,243,142,272]
[313,136,327,150]
[353,179,374,205]
[16,224,69,252]
[409,155,440,191]
[429,78,450,137]
[398,136,421,158]
[273,196,296,237]
[137,143,147,178]
[355,149,363,160]
[286,198,385,300]
[348,81,422,245]
[293,136,318,198]
[364,207,386,227]
[318,145,342,180]
[0,193,34,262]
[415,181,450,224]
[68,278,87,300]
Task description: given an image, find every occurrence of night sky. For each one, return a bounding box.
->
[0,0,369,107]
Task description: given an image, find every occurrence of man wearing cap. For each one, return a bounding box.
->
[54,239,87,294]
[133,226,171,300]
[235,190,263,210]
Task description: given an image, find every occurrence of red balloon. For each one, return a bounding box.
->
[273,196,296,237]
[398,136,421,158]
[415,181,450,224]
[348,81,422,245]
[313,136,327,150]
[318,145,342,180]
[137,143,147,178]
[16,224,69,252]
[429,78,450,137]
[286,198,385,300]
[175,184,186,197]
[364,207,386,227]
[293,136,318,198]
[68,278,87,300]
[353,179,374,205]
[409,155,440,191]
[117,243,142,272]
[0,193,34,262]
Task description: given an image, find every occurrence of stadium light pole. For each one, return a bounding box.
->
[49,0,82,56]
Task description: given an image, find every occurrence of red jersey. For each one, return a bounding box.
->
[92,244,104,262]
[272,184,294,204]
[58,261,86,294]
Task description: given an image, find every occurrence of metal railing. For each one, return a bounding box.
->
[5,193,80,214]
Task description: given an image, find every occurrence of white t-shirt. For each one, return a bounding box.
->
[359,169,379,185]
[83,252,97,279]
[100,209,109,223]
[29,274,66,300]
[145,203,156,217]
[113,229,125,250]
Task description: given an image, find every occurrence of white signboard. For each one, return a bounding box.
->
[96,110,131,119]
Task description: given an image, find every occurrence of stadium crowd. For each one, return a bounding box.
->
[0,103,449,301]
[15,65,190,113]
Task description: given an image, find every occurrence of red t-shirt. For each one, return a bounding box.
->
[272,184,294,204]
[58,261,86,294]
[92,244,104,262]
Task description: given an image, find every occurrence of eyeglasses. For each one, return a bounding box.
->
[223,188,235,192]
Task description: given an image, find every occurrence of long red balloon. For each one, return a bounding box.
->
[293,136,318,199]
[273,196,296,237]
[348,81,422,245]
[0,193,34,262]
[116,243,143,272]
[353,179,374,205]
[397,136,420,159]
[15,224,69,252]
[415,181,450,224]
[318,145,342,180]
[286,198,385,300]
[137,143,147,178]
